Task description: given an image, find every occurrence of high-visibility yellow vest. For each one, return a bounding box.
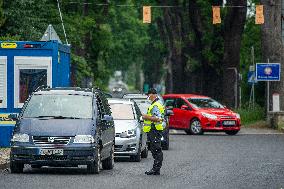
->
[143,101,165,133]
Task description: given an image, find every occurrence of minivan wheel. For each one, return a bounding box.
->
[189,119,203,135]
[87,147,101,174]
[102,144,114,170]
[225,130,239,135]
[10,162,24,173]
[130,143,141,162]
[141,144,148,158]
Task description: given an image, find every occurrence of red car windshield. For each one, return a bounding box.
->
[188,98,224,109]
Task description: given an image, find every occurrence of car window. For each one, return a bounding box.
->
[22,94,93,118]
[187,98,224,109]
[109,103,135,120]
[164,98,175,108]
[176,98,188,109]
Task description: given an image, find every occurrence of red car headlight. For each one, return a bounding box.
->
[201,112,218,120]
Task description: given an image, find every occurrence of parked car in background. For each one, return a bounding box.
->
[163,94,241,135]
[10,87,115,174]
[108,98,148,162]
[122,93,171,150]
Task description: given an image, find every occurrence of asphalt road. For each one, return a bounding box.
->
[1,130,284,189]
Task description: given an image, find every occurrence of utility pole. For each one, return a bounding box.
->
[249,46,255,109]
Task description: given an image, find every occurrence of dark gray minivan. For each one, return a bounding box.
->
[10,87,115,174]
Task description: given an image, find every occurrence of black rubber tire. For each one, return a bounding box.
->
[225,130,239,135]
[10,162,24,173]
[189,118,204,135]
[141,144,148,158]
[130,143,141,162]
[102,145,114,170]
[185,130,191,135]
[31,165,42,169]
[87,147,101,174]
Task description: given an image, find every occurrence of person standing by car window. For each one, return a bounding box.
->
[141,88,165,175]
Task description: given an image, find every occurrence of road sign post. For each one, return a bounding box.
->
[256,62,281,113]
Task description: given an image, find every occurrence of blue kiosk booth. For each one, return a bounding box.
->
[0,40,71,147]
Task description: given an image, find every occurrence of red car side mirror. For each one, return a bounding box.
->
[181,105,189,110]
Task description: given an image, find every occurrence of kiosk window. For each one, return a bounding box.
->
[19,69,47,103]
[0,58,7,108]
[0,64,4,104]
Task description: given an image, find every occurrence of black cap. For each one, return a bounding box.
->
[146,88,157,95]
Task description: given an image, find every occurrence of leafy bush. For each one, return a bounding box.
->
[235,104,265,125]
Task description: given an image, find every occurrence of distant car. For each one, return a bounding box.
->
[108,98,148,162]
[163,94,241,135]
[10,87,115,174]
[122,93,170,150]
[122,93,164,106]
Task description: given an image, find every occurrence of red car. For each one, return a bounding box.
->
[163,94,241,135]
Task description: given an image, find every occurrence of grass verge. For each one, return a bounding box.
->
[235,104,265,126]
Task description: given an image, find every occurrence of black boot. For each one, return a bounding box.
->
[145,169,160,175]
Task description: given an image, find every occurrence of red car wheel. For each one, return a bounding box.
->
[189,119,203,135]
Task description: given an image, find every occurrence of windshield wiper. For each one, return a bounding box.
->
[32,116,81,119]
[53,116,81,119]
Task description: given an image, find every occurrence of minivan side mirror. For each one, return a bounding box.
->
[181,105,190,110]
[102,115,113,122]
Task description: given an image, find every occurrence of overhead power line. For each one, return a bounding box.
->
[66,2,281,8]
[57,0,69,44]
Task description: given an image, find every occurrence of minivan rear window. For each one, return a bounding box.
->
[22,95,93,119]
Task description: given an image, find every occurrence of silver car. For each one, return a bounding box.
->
[122,93,171,150]
[108,99,148,162]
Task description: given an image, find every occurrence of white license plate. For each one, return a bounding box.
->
[223,120,236,126]
[39,149,63,156]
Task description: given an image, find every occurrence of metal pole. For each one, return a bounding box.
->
[267,58,270,113]
[252,46,255,109]
[252,83,255,109]
[57,0,69,44]
[267,81,270,112]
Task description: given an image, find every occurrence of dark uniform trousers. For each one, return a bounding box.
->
[147,124,163,171]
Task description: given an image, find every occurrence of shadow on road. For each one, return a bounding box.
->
[20,165,116,175]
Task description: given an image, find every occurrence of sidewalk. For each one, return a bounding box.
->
[240,121,284,134]
[0,148,10,170]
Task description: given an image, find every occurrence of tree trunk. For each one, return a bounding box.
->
[158,0,185,93]
[222,0,247,108]
[260,0,284,111]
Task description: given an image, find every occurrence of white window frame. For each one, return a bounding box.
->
[14,56,52,108]
[0,56,7,108]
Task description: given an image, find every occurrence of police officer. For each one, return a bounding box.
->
[142,88,165,175]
